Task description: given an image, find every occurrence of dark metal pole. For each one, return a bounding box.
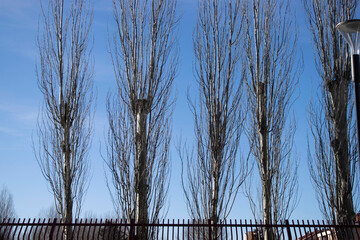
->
[351,54,360,170]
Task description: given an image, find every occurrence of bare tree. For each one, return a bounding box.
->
[0,186,15,239]
[106,0,178,238]
[304,0,359,223]
[179,1,246,238]
[0,186,16,220]
[38,205,61,219]
[243,0,300,233]
[35,0,94,238]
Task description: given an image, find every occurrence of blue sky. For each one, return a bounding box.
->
[0,0,342,220]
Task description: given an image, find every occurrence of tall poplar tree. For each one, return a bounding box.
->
[36,0,94,238]
[106,0,178,238]
[244,0,301,238]
[304,0,359,223]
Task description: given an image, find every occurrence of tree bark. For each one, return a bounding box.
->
[61,103,73,240]
[211,159,220,240]
[258,81,272,240]
[328,80,355,223]
[135,99,149,239]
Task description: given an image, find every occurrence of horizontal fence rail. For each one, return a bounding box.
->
[1,218,360,239]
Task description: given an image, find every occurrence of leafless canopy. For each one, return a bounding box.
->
[35,0,94,234]
[0,186,16,220]
[304,0,359,223]
[244,0,301,224]
[0,186,15,238]
[106,0,178,229]
[179,0,246,227]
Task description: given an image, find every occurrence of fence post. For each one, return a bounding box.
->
[49,218,57,239]
[285,219,292,240]
[129,219,135,240]
[208,219,212,240]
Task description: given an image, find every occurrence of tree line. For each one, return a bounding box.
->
[1,0,358,239]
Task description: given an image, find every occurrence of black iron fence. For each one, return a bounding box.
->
[1,218,360,239]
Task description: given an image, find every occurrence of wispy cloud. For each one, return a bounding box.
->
[0,103,38,125]
[0,0,38,61]
[0,0,37,20]
[0,126,22,137]
[0,102,37,139]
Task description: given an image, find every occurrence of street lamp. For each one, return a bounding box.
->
[336,19,360,160]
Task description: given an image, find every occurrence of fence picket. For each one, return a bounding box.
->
[1,218,360,239]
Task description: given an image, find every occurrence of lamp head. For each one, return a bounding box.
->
[336,19,360,55]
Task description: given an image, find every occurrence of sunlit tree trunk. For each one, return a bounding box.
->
[135,99,149,239]
[257,81,272,226]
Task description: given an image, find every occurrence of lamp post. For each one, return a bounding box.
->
[336,19,360,165]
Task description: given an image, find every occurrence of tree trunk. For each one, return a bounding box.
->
[63,152,73,240]
[135,99,149,239]
[62,102,73,240]
[329,81,355,224]
[211,161,219,240]
[258,81,272,240]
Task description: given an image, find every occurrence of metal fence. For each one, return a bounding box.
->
[1,218,360,239]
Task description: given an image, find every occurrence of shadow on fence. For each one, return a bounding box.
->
[1,218,360,239]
